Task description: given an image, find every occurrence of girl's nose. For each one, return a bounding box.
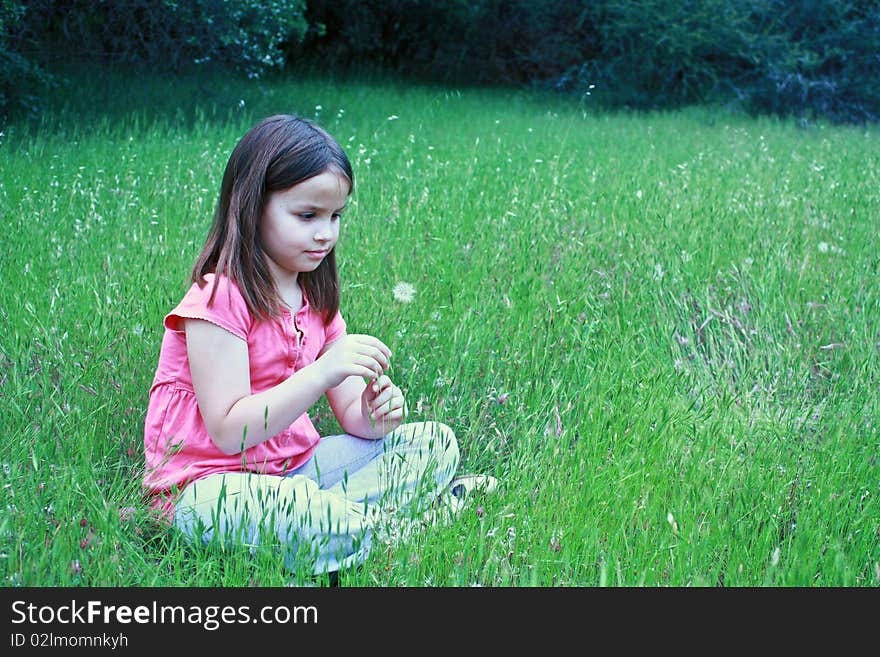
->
[314,224,334,242]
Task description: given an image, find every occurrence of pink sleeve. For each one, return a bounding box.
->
[324,310,347,345]
[164,274,251,340]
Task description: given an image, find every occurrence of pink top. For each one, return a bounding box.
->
[142,273,346,517]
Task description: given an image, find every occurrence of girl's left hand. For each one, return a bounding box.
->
[362,375,408,428]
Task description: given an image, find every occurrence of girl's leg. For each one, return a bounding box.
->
[173,471,374,575]
[173,421,460,576]
[290,421,460,515]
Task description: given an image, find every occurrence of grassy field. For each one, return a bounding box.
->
[1,65,878,587]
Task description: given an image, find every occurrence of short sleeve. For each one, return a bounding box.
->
[323,309,347,345]
[164,273,251,341]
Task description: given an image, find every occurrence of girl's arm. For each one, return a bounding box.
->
[186,319,391,454]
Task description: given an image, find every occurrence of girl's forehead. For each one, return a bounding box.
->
[277,170,351,200]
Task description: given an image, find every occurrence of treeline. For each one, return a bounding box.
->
[3,0,879,123]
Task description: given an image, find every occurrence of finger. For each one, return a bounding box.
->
[370,375,393,394]
[375,382,401,404]
[353,334,393,360]
[352,347,388,373]
[376,407,405,423]
[370,391,394,413]
[352,334,391,354]
[372,392,404,418]
[353,353,386,377]
[349,364,381,381]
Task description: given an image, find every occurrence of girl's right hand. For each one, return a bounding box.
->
[314,334,392,389]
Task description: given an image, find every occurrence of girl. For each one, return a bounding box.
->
[143,114,495,578]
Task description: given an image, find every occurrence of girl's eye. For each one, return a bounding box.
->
[297,212,315,220]
[332,213,343,221]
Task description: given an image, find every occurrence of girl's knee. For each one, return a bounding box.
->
[430,421,459,467]
[400,421,460,473]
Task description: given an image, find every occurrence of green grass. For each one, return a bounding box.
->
[1,65,878,586]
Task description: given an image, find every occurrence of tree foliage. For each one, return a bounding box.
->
[3,0,878,123]
[304,0,880,123]
[1,0,308,116]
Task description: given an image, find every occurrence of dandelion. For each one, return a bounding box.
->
[392,281,416,304]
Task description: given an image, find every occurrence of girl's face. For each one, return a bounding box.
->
[259,170,350,279]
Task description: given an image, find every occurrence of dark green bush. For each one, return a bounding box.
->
[742,0,880,123]
[302,0,879,123]
[1,0,309,116]
[23,0,308,76]
[1,0,53,116]
[4,0,878,123]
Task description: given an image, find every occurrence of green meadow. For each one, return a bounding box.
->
[1,67,878,586]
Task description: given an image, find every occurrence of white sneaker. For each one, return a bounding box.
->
[448,474,499,500]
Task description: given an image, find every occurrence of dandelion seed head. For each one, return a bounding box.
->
[392,281,416,303]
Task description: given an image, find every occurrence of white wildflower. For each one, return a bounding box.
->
[392,281,416,304]
[817,241,829,253]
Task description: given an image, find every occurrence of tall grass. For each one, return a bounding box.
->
[1,66,878,586]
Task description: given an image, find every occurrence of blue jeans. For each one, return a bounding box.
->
[173,422,460,575]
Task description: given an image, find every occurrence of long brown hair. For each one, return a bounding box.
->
[192,114,353,324]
